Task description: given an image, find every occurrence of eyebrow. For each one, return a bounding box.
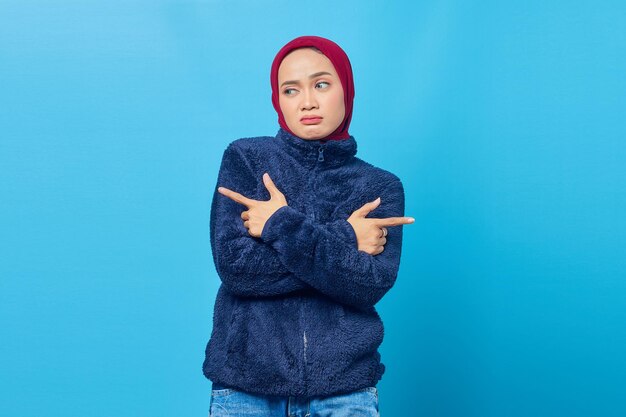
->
[280,71,333,88]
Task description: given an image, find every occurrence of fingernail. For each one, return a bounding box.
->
[408,217,415,222]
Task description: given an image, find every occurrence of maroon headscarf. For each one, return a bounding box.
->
[270,36,355,141]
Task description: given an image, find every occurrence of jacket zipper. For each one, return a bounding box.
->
[318,145,325,162]
[302,144,325,392]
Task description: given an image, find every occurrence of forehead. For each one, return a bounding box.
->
[278,48,337,80]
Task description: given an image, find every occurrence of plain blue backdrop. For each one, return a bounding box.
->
[1,1,625,416]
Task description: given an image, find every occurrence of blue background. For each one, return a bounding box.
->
[1,1,625,416]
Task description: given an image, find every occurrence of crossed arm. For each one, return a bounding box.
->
[210,143,411,310]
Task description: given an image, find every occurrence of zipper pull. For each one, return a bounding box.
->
[318,145,325,162]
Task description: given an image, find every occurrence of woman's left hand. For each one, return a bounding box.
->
[218,173,288,238]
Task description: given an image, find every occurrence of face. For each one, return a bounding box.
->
[278,48,345,140]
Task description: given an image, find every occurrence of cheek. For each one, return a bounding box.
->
[278,99,296,120]
[331,92,345,119]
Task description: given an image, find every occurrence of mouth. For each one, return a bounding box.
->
[300,116,323,125]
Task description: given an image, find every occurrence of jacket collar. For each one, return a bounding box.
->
[275,127,357,168]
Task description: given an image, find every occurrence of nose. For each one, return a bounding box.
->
[300,87,318,111]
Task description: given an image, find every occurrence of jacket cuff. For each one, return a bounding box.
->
[328,219,358,249]
[261,205,297,243]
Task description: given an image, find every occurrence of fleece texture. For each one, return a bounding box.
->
[202,127,406,397]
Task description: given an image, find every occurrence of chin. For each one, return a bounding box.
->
[293,126,331,140]
[302,133,326,140]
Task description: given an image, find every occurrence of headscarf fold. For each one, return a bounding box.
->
[270,36,355,140]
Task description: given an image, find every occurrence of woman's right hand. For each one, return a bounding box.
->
[347,197,415,255]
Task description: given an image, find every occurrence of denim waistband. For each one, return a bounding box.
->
[211,382,232,390]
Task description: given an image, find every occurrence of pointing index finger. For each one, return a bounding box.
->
[218,186,255,208]
[372,217,415,227]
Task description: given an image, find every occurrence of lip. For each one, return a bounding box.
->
[301,115,323,125]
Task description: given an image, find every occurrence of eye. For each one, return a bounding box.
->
[283,88,297,96]
[316,81,330,89]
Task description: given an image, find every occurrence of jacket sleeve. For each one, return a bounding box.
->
[210,142,311,297]
[260,176,406,311]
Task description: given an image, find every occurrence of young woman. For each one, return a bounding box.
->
[202,35,414,416]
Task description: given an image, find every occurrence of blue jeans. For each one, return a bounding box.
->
[209,383,380,417]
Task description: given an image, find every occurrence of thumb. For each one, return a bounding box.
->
[263,173,282,198]
[353,197,381,217]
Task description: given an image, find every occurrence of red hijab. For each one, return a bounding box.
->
[270,36,355,141]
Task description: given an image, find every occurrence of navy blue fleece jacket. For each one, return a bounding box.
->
[202,127,406,397]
